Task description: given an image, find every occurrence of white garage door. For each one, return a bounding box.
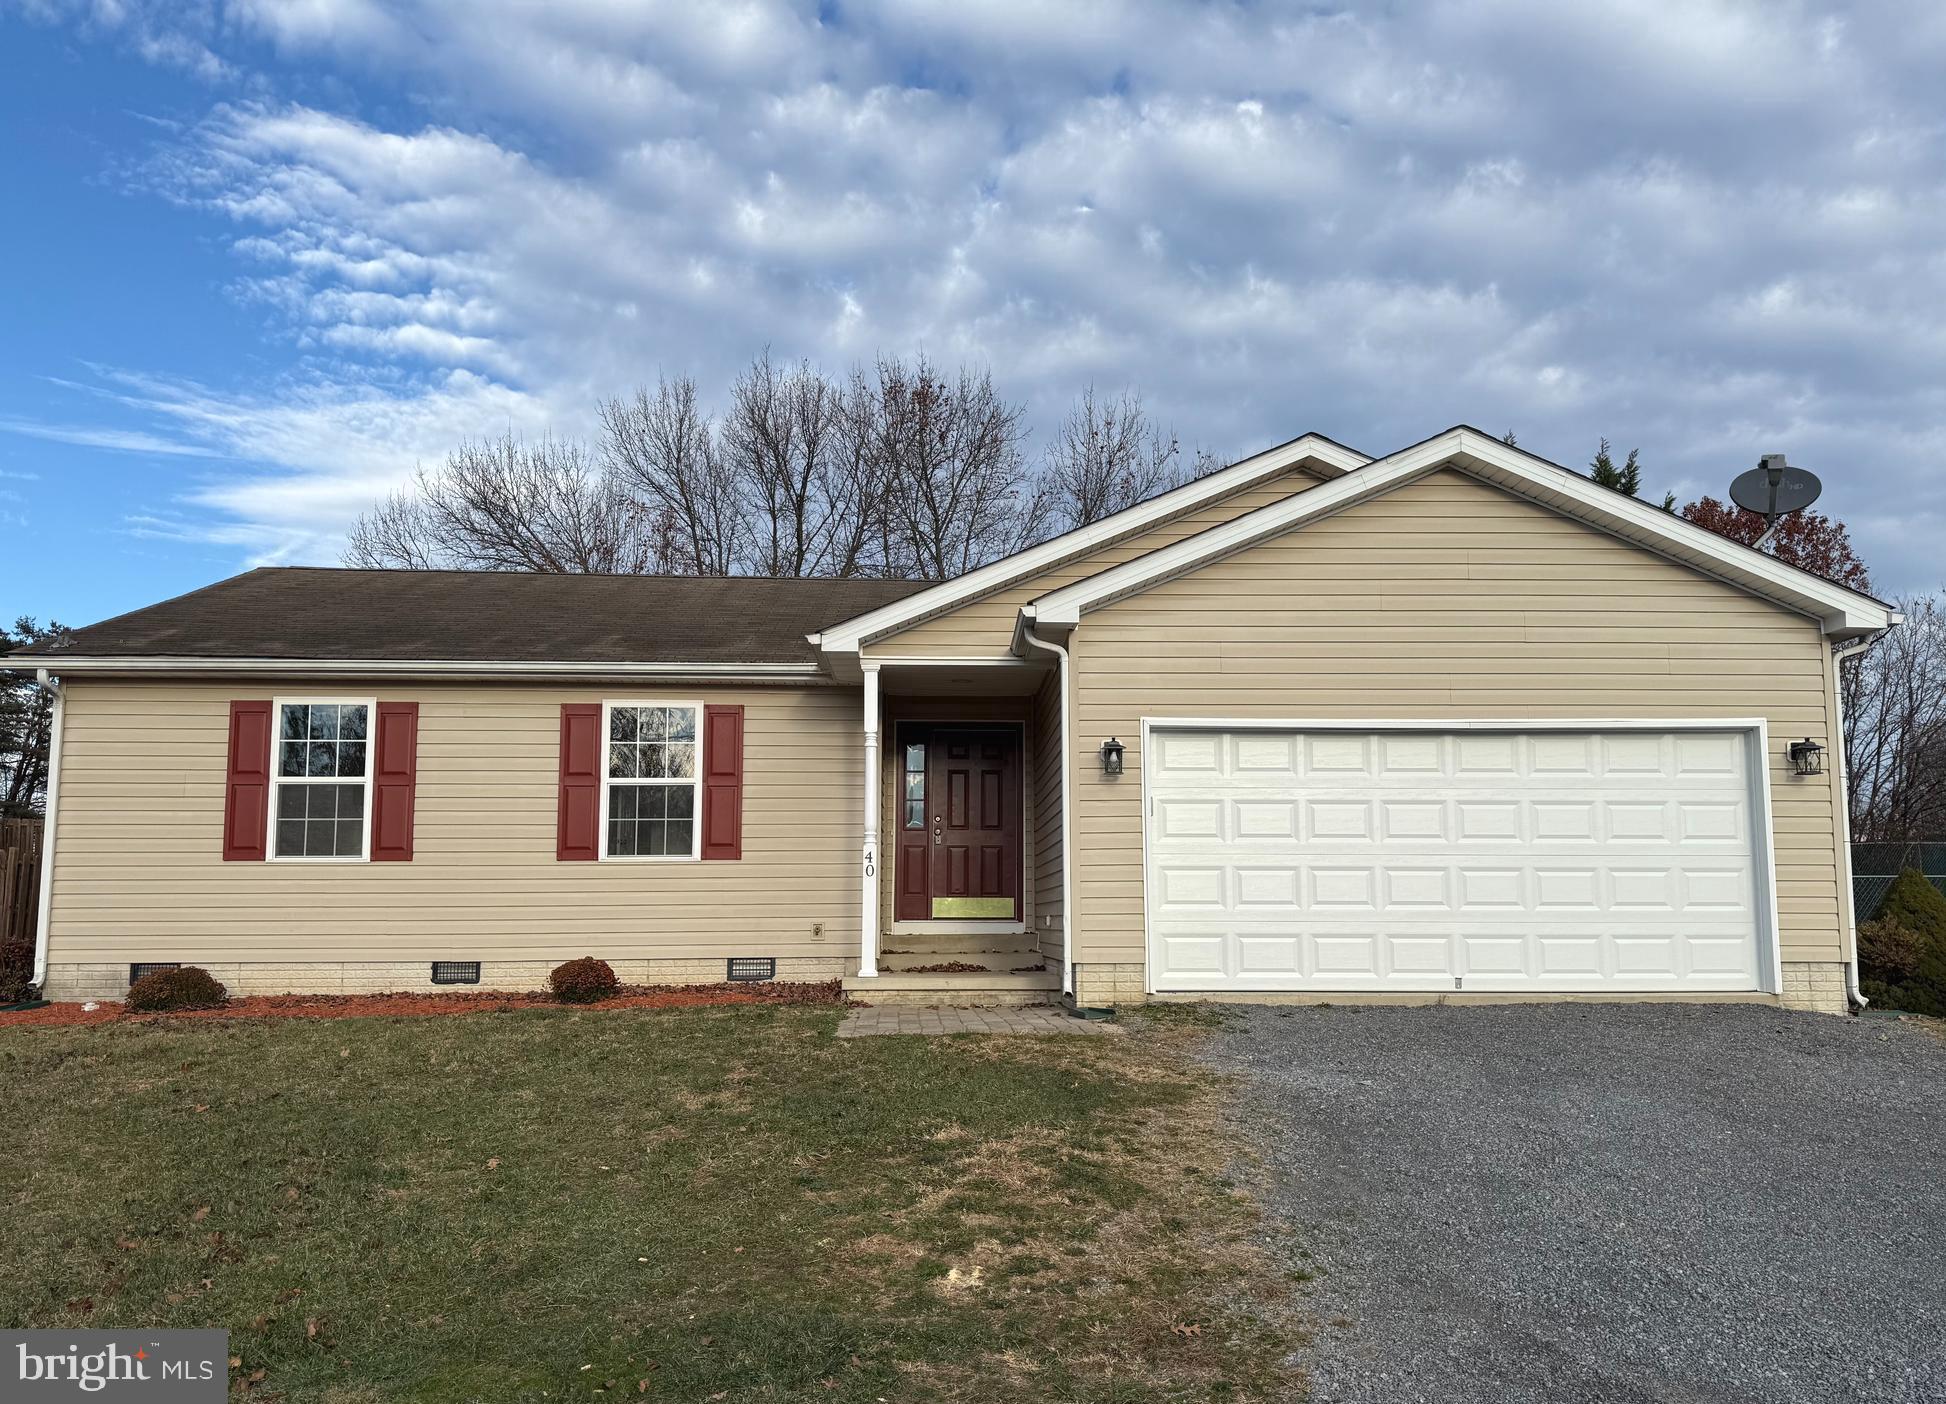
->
[1145,726,1772,993]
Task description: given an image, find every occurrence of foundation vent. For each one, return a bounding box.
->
[431,961,482,985]
[727,957,776,982]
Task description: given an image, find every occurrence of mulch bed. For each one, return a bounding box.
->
[0,980,844,1030]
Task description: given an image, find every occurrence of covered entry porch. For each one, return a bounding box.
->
[847,654,1068,1006]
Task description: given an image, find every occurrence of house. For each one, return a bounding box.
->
[14,426,1897,1012]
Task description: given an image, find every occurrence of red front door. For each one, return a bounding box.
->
[894,725,1022,921]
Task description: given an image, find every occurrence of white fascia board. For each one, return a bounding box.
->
[1032,427,1897,638]
[814,432,1371,654]
[27,656,828,681]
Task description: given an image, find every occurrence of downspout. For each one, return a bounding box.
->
[31,669,63,993]
[1831,635,1876,1010]
[1019,625,1075,996]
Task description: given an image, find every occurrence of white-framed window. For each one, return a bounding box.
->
[600,700,703,861]
[269,697,376,862]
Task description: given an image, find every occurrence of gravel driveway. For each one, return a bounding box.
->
[1199,1004,1946,1403]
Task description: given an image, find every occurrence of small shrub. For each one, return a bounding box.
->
[126,966,228,1012]
[1860,869,1946,1017]
[0,939,38,1004]
[549,956,619,1004]
[1857,918,1923,982]
[1874,869,1946,946]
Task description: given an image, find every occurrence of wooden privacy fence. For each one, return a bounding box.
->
[1,818,43,972]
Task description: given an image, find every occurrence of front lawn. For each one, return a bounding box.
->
[0,1006,1297,1402]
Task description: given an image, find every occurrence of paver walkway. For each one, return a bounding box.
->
[836,1006,1119,1037]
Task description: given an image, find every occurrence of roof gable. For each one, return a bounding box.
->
[1027,427,1896,640]
[814,432,1370,657]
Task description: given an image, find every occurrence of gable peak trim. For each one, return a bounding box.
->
[813,431,1371,654]
[1027,426,1895,639]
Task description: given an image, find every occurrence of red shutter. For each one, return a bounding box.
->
[222,700,274,861]
[557,703,603,861]
[371,702,419,862]
[701,704,744,860]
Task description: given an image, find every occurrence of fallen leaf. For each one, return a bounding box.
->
[65,1297,93,1315]
[637,1383,650,1395]
[193,1105,209,1113]
[165,1294,184,1305]
[191,1206,210,1222]
[284,1188,299,1201]
[228,1357,241,1369]
[248,1315,270,1331]
[305,1319,319,1340]
[486,1158,500,1171]
[1170,1322,1203,1337]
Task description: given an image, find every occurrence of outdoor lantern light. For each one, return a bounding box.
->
[1788,738,1825,776]
[1099,736,1125,776]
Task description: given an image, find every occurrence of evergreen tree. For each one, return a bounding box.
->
[1589,438,1644,498]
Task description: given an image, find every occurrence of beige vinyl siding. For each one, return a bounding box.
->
[1070,468,1847,969]
[1031,667,1065,962]
[46,681,862,966]
[865,466,1324,658]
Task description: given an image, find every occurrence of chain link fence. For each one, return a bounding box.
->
[1852,842,1946,921]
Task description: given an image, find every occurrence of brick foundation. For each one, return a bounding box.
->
[1778,960,1849,1015]
[42,956,849,1002]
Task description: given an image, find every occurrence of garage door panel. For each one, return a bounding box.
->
[1146,727,1767,993]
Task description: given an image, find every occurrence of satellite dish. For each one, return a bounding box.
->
[1729,453,1822,523]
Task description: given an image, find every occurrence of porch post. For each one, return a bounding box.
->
[857,662,881,979]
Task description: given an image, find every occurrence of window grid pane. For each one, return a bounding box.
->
[277,703,368,779]
[273,780,365,858]
[903,744,925,830]
[604,705,701,858]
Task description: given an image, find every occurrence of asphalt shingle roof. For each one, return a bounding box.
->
[11,567,932,665]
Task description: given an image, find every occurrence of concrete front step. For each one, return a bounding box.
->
[880,949,1052,975]
[881,930,1042,955]
[843,969,1061,1008]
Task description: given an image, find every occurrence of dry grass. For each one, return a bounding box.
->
[0,1004,1302,1403]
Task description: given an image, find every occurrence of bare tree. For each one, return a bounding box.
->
[600,376,742,575]
[820,365,895,578]
[1044,387,1187,531]
[720,351,885,577]
[1843,591,1946,842]
[348,353,1058,583]
[875,355,1038,579]
[1,617,61,817]
[345,433,657,573]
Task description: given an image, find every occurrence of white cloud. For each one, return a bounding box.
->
[11,0,1946,589]
[0,416,219,457]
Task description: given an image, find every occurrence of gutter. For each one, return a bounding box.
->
[1831,634,1879,1010]
[13,657,827,681]
[1017,623,1076,997]
[31,669,62,993]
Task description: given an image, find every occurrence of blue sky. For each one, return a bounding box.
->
[3,1,1942,629]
